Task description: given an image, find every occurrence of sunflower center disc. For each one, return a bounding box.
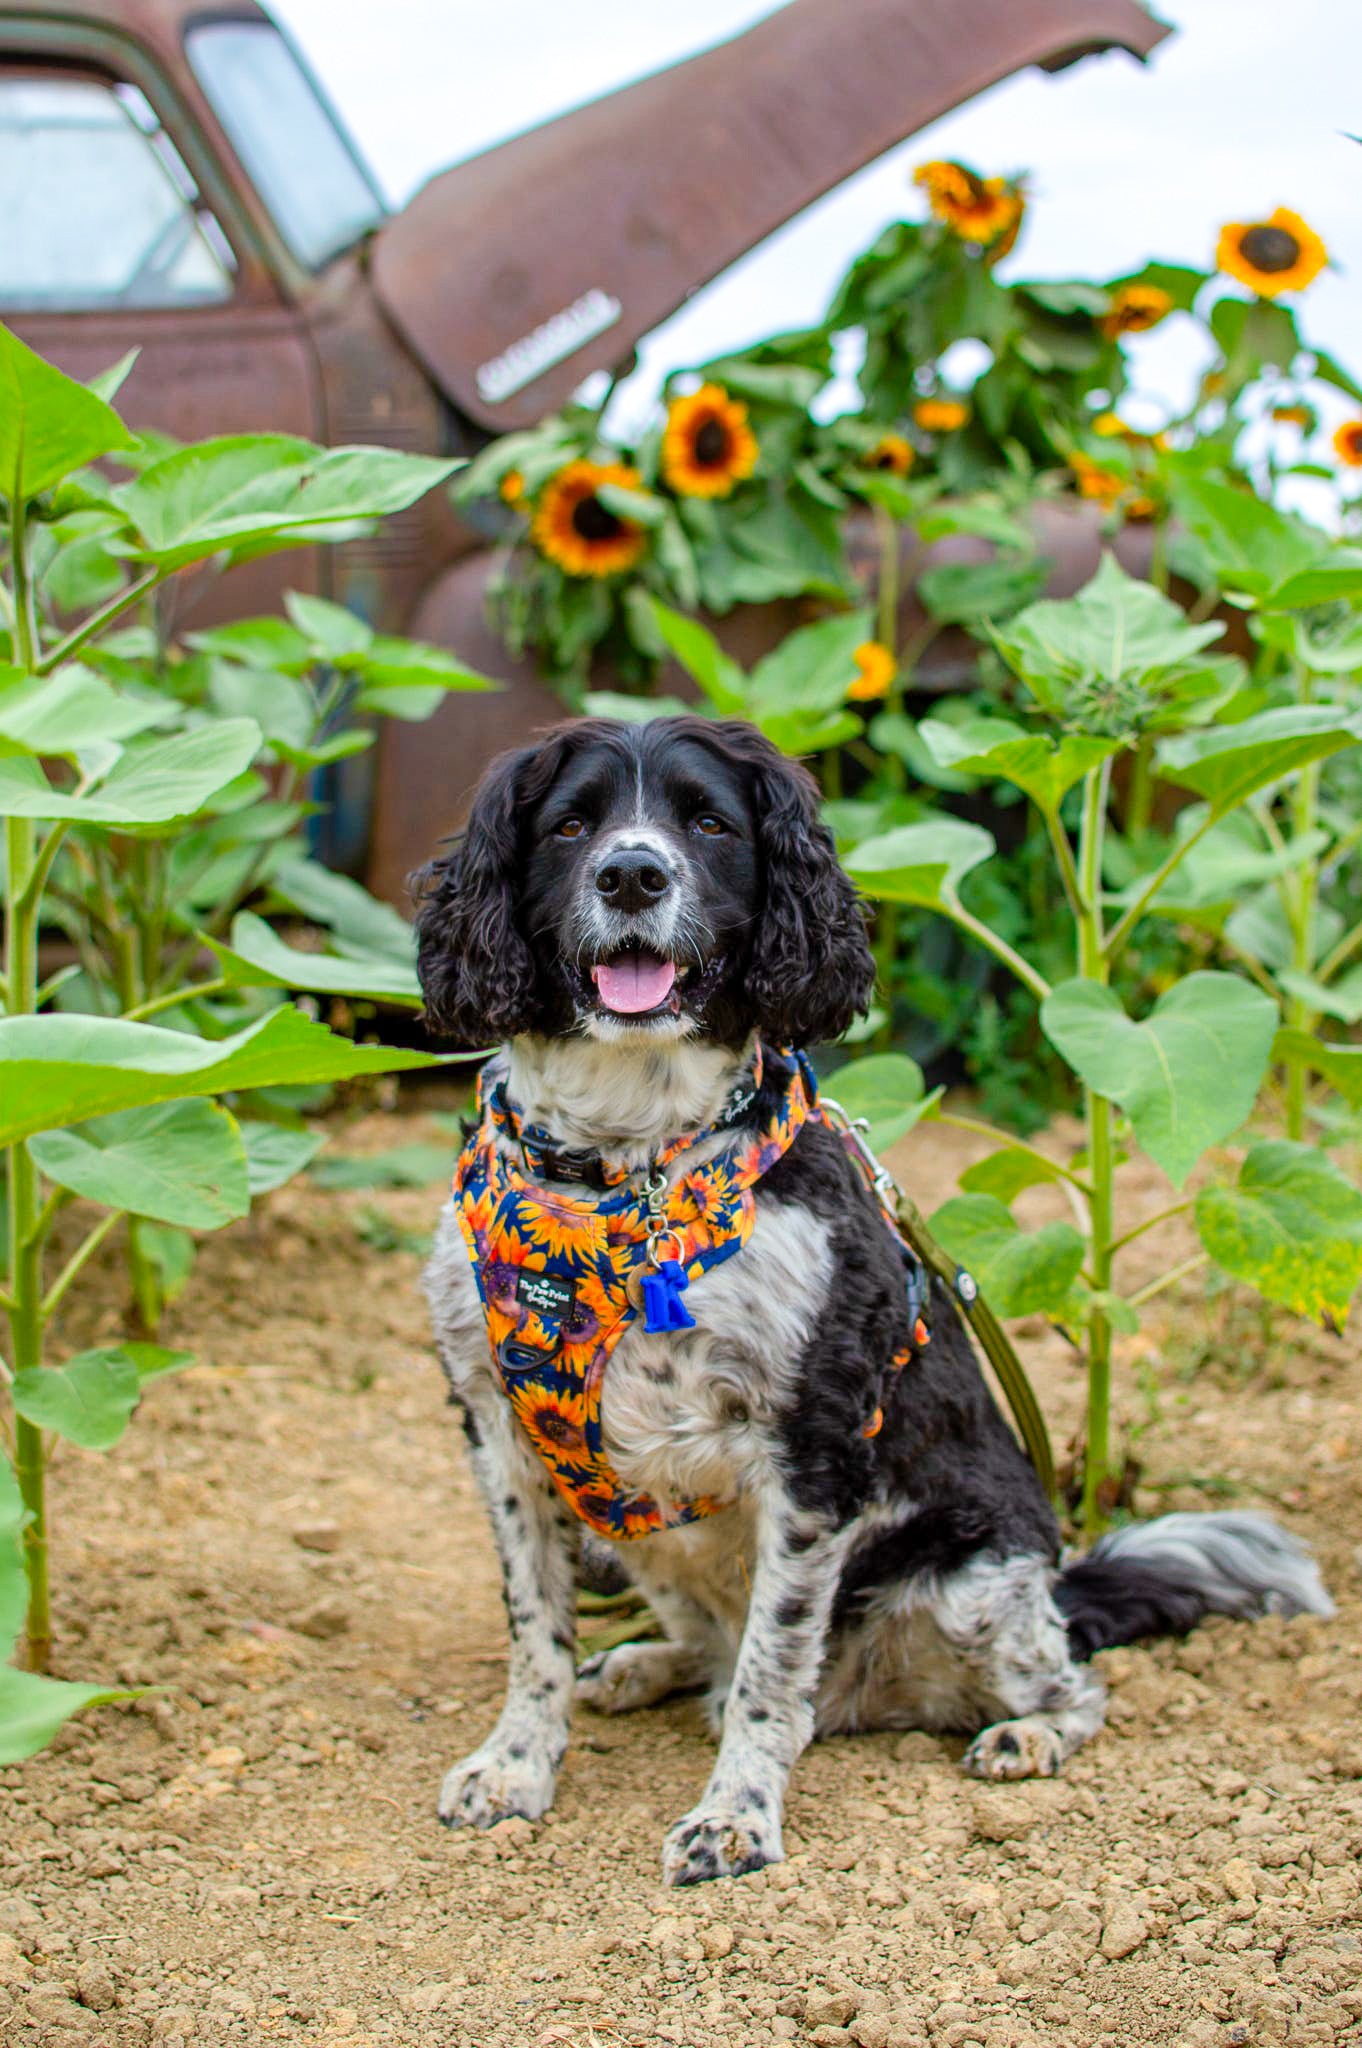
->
[572,497,623,541]
[1239,225,1301,275]
[693,419,730,466]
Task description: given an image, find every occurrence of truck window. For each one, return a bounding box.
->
[186,21,384,272]
[0,76,235,310]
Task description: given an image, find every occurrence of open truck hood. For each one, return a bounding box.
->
[371,0,1169,434]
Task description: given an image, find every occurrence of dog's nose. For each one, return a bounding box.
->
[594,849,671,912]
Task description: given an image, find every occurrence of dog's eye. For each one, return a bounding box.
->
[555,817,587,839]
[693,815,726,837]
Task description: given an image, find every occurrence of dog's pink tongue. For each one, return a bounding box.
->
[592,952,676,1015]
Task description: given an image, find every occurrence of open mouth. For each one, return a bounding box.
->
[589,949,682,1019]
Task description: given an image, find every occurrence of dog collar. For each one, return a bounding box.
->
[453,1044,818,1538]
[487,1043,766,1192]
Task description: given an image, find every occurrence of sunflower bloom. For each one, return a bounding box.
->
[661,384,758,498]
[848,640,896,702]
[914,160,1023,250]
[515,1387,589,1462]
[1100,283,1173,340]
[1333,420,1362,469]
[1216,210,1328,298]
[499,468,526,506]
[531,460,649,577]
[914,397,970,433]
[864,433,915,476]
[1071,455,1127,507]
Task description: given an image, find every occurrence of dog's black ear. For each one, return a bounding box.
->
[737,729,876,1048]
[411,747,537,1046]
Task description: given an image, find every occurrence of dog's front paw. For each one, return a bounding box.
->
[437,1744,556,1829]
[662,1800,782,1886]
[963,1717,1064,1781]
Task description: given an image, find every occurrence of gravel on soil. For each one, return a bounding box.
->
[2,1093,1359,2048]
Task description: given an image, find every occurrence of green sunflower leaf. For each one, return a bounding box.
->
[1040,973,1277,1187]
[821,1054,942,1153]
[958,1148,1066,1204]
[0,1667,145,1766]
[918,717,1120,817]
[844,816,996,909]
[928,1195,1086,1320]
[1273,1028,1362,1107]
[1195,1140,1362,1326]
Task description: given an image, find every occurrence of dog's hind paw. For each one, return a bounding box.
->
[662,1802,782,1886]
[963,1717,1064,1781]
[437,1744,556,1829]
[576,1639,705,1715]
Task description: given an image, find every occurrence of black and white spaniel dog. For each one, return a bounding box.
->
[414,714,1330,1887]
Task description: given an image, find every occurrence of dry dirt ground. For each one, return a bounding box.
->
[3,1087,1361,2048]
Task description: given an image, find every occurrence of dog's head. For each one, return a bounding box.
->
[413,716,875,1051]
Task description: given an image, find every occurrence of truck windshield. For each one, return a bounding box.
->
[187,20,384,270]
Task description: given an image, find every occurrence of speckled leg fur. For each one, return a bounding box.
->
[434,1379,578,1831]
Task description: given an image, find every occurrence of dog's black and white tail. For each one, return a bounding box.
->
[1055,1511,1334,1660]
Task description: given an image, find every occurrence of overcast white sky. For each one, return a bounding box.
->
[273,0,1362,453]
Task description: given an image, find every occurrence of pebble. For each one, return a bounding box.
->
[968,1789,1039,1843]
[807,1990,859,2027]
[1221,1856,1259,1901]
[75,1958,117,2011]
[0,1935,33,1988]
[1100,1900,1151,1959]
[292,1597,350,1640]
[292,1520,342,1553]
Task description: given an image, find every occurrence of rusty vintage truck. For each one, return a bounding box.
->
[0,0,1168,895]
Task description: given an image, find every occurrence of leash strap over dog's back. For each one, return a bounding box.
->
[819,1097,1056,1501]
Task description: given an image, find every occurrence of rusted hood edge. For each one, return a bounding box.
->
[371,0,1171,433]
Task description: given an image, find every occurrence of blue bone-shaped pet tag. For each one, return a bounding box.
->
[642,1259,696,1334]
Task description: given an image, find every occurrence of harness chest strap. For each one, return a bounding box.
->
[453,1046,1054,1539]
[454,1046,857,1539]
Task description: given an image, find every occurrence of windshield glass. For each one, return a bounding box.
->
[187,20,384,269]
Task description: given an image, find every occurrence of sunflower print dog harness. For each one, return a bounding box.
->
[453,1046,828,1539]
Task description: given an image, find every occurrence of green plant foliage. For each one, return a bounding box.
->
[11,1344,190,1451]
[844,817,996,910]
[309,1141,452,1191]
[648,600,870,752]
[0,1009,448,1146]
[1273,1030,1362,1107]
[0,720,262,824]
[0,1665,141,1768]
[208,912,423,1007]
[1194,1140,1362,1326]
[958,1148,1066,1202]
[0,332,473,1751]
[820,1053,942,1151]
[115,436,459,571]
[1040,974,1277,1188]
[929,1194,1086,1319]
[0,322,137,499]
[990,554,1238,737]
[919,718,1119,815]
[240,1123,325,1195]
[1158,706,1362,811]
[28,1101,249,1228]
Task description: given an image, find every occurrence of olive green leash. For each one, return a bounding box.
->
[821,1100,1057,1501]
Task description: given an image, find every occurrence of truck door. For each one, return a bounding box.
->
[0,52,322,616]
